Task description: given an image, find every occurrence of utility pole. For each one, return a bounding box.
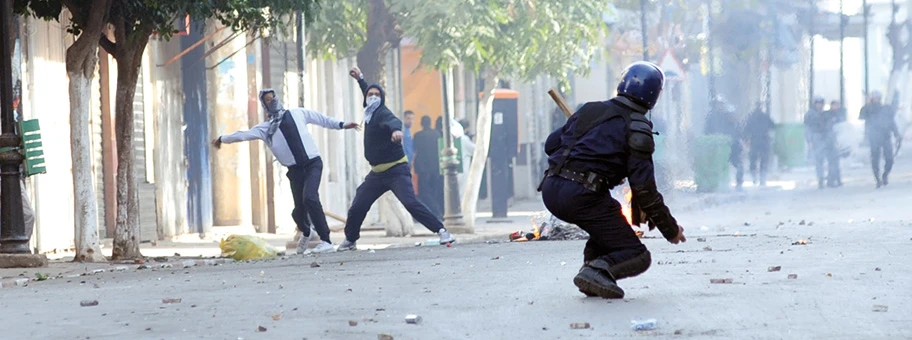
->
[440,70,465,231]
[0,0,29,254]
[766,1,775,116]
[641,0,649,60]
[707,0,716,102]
[863,0,869,96]
[840,0,845,105]
[296,10,306,107]
[809,0,816,108]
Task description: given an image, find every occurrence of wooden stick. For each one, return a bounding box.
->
[324,210,347,224]
[548,88,574,118]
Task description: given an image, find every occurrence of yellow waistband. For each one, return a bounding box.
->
[371,156,409,173]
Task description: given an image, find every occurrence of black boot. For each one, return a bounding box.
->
[573,251,651,299]
[573,262,625,299]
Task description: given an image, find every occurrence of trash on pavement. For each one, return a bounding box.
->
[512,213,590,242]
[161,298,182,304]
[79,300,99,307]
[710,278,733,284]
[570,322,590,329]
[768,266,782,272]
[405,314,422,324]
[631,319,657,331]
[218,234,278,261]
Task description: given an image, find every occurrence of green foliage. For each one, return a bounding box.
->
[15,0,320,42]
[390,0,609,84]
[306,0,369,60]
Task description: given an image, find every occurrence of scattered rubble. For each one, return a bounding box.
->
[405,315,422,324]
[256,326,267,332]
[514,213,588,241]
[631,319,657,331]
[570,322,591,329]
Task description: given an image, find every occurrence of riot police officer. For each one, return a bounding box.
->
[859,91,902,188]
[539,62,686,299]
[804,96,839,189]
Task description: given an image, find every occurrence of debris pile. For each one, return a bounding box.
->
[504,212,589,242]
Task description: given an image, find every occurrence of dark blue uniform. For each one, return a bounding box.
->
[539,61,682,299]
[542,101,651,261]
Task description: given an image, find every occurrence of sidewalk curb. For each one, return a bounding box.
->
[0,258,235,290]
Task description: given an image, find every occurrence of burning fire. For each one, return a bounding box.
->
[619,186,645,238]
[620,186,633,225]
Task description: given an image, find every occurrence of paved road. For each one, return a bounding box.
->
[3,161,912,339]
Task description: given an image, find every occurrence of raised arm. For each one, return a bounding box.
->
[349,66,369,97]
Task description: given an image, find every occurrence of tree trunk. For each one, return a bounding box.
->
[64,0,111,262]
[110,34,150,260]
[68,70,106,262]
[460,70,498,232]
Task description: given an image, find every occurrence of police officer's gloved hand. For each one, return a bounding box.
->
[631,181,680,242]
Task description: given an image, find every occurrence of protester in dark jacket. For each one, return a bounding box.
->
[339,66,456,251]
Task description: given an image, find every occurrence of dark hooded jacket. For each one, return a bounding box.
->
[358,79,406,166]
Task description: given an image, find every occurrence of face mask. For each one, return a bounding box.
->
[366,96,381,106]
[265,99,281,114]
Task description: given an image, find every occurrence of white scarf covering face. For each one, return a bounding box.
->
[364,95,381,124]
[260,89,285,145]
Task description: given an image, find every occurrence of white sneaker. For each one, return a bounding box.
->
[296,229,316,254]
[438,229,456,245]
[304,241,335,255]
[337,239,357,252]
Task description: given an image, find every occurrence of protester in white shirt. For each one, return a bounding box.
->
[212,89,359,254]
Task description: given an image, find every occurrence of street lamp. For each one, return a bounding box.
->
[440,70,466,232]
[0,0,29,254]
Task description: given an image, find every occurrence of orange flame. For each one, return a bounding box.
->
[621,186,633,225]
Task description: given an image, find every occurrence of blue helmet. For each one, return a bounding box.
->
[616,61,665,110]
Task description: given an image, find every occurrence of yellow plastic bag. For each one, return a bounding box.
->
[219,234,278,261]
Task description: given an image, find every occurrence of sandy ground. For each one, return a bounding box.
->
[2,159,911,339]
